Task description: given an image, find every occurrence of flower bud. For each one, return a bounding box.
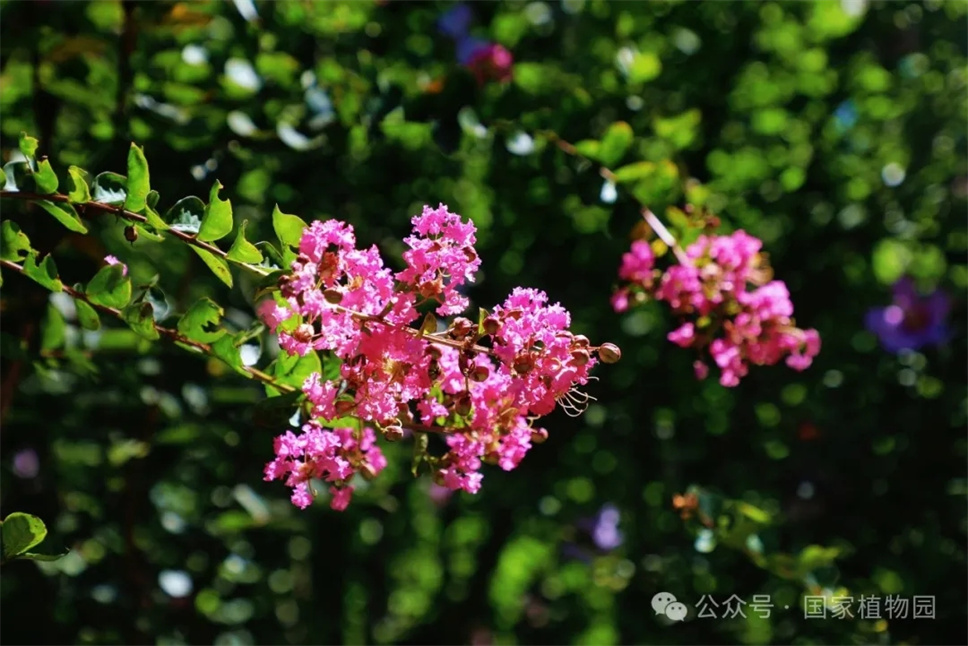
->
[360,463,379,480]
[124,225,138,242]
[426,345,442,360]
[482,316,501,336]
[293,323,315,343]
[470,365,490,382]
[455,394,472,417]
[531,428,549,444]
[324,289,343,304]
[450,317,474,338]
[383,425,404,441]
[572,334,590,348]
[597,342,622,364]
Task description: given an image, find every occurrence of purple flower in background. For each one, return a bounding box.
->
[865,277,951,353]
[591,503,624,550]
[12,448,39,479]
[576,503,624,551]
[438,3,473,39]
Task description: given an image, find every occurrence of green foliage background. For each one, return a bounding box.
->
[0,1,965,644]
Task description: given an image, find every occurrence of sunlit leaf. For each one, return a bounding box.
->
[1,512,47,561]
[124,143,150,212]
[122,301,160,340]
[34,159,58,194]
[85,264,131,308]
[23,253,63,292]
[1,221,33,261]
[18,133,38,162]
[190,247,233,288]
[67,166,92,203]
[227,220,264,263]
[37,200,88,233]
[272,204,308,253]
[198,180,233,242]
[178,297,227,343]
[599,122,634,168]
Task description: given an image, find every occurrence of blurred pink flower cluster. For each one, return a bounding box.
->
[261,205,619,509]
[613,227,819,387]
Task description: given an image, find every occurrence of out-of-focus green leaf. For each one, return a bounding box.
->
[74,298,101,331]
[599,122,634,168]
[198,180,233,242]
[41,303,66,351]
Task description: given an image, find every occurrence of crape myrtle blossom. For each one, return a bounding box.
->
[613,212,820,387]
[865,276,951,353]
[261,204,620,510]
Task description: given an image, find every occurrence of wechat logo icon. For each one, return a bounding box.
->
[652,591,688,622]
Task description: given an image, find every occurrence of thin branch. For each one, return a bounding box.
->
[0,258,293,393]
[0,191,272,277]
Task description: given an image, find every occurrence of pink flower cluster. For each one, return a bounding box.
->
[613,229,820,387]
[261,204,619,510]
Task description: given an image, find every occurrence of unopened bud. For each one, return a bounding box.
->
[360,463,379,480]
[383,425,404,441]
[455,394,472,417]
[124,225,138,242]
[450,317,474,338]
[572,334,590,348]
[483,316,500,336]
[470,365,490,382]
[531,428,549,444]
[426,345,442,360]
[293,323,315,343]
[597,342,622,364]
[324,288,343,304]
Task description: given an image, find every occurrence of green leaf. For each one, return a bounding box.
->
[18,550,70,562]
[211,333,245,373]
[0,166,6,187]
[124,143,150,212]
[270,350,320,390]
[178,297,227,343]
[74,298,101,331]
[412,432,429,477]
[627,52,662,84]
[41,303,66,351]
[573,139,600,160]
[190,247,233,288]
[198,180,233,242]
[122,301,160,340]
[1,221,34,261]
[67,166,92,203]
[36,200,88,234]
[34,159,58,194]
[143,205,170,233]
[23,253,62,292]
[599,121,634,168]
[272,204,308,252]
[92,172,127,205]
[255,241,285,268]
[18,133,38,161]
[86,264,131,309]
[1,512,47,560]
[613,161,657,184]
[165,196,204,234]
[227,220,263,263]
